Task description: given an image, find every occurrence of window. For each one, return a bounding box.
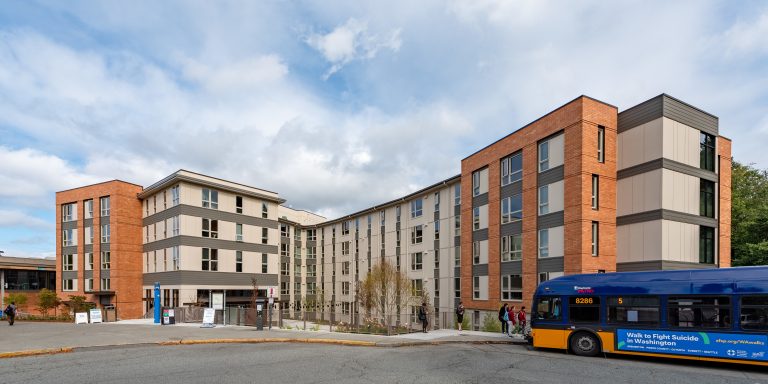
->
[597,126,605,163]
[501,153,523,186]
[280,281,289,295]
[202,188,218,209]
[307,247,316,259]
[411,225,423,244]
[455,277,461,298]
[700,226,715,264]
[411,199,423,218]
[62,279,75,291]
[591,222,599,256]
[700,132,716,171]
[307,282,316,295]
[101,251,111,269]
[84,200,93,219]
[396,205,401,222]
[501,234,522,261]
[202,219,218,238]
[85,278,93,292]
[202,248,218,271]
[236,196,243,214]
[380,211,385,226]
[473,276,480,299]
[100,196,110,217]
[455,215,461,231]
[236,251,243,272]
[262,202,268,218]
[307,264,316,277]
[700,180,715,218]
[534,296,562,321]
[85,253,93,270]
[262,228,268,244]
[258,253,267,273]
[172,216,180,236]
[501,274,522,301]
[472,207,480,230]
[307,229,316,241]
[434,249,440,268]
[171,185,179,206]
[342,282,350,295]
[434,220,440,239]
[569,296,600,323]
[454,246,461,267]
[62,254,75,271]
[740,296,768,330]
[101,224,110,243]
[294,282,301,296]
[608,296,659,325]
[84,226,93,245]
[501,194,522,223]
[236,224,243,242]
[591,175,599,210]
[454,184,461,206]
[281,262,289,276]
[538,141,550,172]
[342,261,350,275]
[411,279,423,297]
[342,221,350,235]
[172,246,179,271]
[668,296,730,328]
[434,192,440,212]
[472,171,481,196]
[538,229,549,258]
[62,229,75,247]
[411,252,423,270]
[280,224,289,238]
[101,278,111,291]
[280,243,289,256]
[294,245,301,258]
[538,185,549,215]
[342,241,350,255]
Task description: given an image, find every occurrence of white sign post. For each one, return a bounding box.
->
[202,307,216,328]
[89,308,102,324]
[212,293,224,310]
[75,312,88,324]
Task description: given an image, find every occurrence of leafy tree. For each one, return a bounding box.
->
[358,259,418,334]
[5,292,28,308]
[66,295,94,313]
[731,161,768,266]
[37,288,61,316]
[482,312,501,333]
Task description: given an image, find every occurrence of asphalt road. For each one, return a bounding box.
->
[1,343,766,384]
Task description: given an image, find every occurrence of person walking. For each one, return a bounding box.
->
[507,305,517,336]
[455,302,465,331]
[517,306,528,335]
[419,302,429,333]
[4,302,17,326]
[498,303,508,334]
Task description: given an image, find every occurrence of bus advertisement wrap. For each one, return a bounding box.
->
[617,329,768,361]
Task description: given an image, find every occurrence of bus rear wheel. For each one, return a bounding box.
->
[570,332,600,357]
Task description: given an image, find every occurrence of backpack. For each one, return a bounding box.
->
[4,306,12,316]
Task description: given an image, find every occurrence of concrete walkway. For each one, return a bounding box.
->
[0,319,526,358]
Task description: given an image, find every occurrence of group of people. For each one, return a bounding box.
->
[498,303,527,337]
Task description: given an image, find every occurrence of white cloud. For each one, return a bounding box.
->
[181,55,289,92]
[720,12,768,58]
[0,210,52,230]
[306,18,402,79]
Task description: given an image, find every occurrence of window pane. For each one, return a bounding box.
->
[569,296,600,323]
[534,296,562,321]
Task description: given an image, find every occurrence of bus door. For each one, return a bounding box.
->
[532,296,566,349]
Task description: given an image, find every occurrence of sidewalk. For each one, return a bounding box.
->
[0,319,526,358]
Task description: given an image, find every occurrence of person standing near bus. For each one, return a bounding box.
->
[517,306,527,334]
[498,303,508,334]
[507,305,517,336]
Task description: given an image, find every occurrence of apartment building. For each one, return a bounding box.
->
[56,180,143,318]
[56,94,731,327]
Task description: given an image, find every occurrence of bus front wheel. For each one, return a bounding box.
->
[570,332,600,357]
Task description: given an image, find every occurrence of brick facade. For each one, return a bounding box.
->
[717,137,732,268]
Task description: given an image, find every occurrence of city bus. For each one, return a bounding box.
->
[530,266,768,366]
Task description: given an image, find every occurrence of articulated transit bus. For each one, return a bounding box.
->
[530,266,768,366]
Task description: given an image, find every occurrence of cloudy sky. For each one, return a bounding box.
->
[1,1,767,258]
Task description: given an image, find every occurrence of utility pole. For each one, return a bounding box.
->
[1,250,6,318]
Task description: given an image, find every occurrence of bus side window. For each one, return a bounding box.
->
[741,296,768,331]
[535,296,562,321]
[668,296,731,328]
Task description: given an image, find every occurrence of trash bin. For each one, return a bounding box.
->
[162,307,176,325]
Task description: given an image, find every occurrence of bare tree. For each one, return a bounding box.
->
[358,259,415,334]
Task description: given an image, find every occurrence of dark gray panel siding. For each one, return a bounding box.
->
[617,209,717,227]
[500,181,522,198]
[61,221,77,230]
[61,271,77,279]
[472,193,488,208]
[500,221,523,237]
[84,244,93,253]
[538,257,564,272]
[84,218,93,227]
[62,246,77,255]
[454,267,460,277]
[84,270,93,279]
[617,260,717,272]
[618,158,717,182]
[143,235,278,254]
[101,244,110,252]
[618,94,718,136]
[472,228,488,242]
[472,264,488,276]
[100,269,110,279]
[454,236,460,247]
[500,261,522,275]
[306,258,317,265]
[306,240,317,247]
[143,204,278,229]
[454,205,461,216]
[143,271,278,286]
[537,211,564,229]
[537,165,564,186]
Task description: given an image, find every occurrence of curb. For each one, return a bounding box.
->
[0,347,73,359]
[0,337,525,358]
